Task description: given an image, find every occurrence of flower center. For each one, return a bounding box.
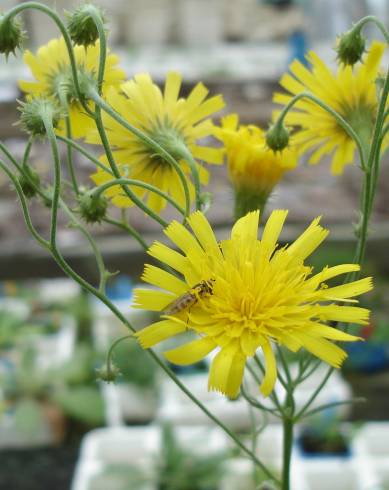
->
[148,123,188,164]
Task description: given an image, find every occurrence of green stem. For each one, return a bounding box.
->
[352,15,389,44]
[282,413,294,490]
[65,117,79,196]
[87,6,106,94]
[177,147,202,211]
[92,178,185,216]
[93,103,169,228]
[22,138,33,169]
[4,2,93,116]
[43,117,61,248]
[88,89,191,217]
[103,215,149,251]
[234,188,268,220]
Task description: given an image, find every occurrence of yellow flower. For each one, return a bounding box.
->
[87,72,225,213]
[134,210,372,398]
[19,37,125,137]
[274,41,386,174]
[216,113,298,195]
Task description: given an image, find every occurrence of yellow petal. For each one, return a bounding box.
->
[259,340,277,396]
[261,209,288,256]
[142,264,188,295]
[148,241,188,276]
[164,337,216,365]
[295,332,348,368]
[186,211,222,260]
[133,288,174,311]
[135,320,187,348]
[231,210,260,242]
[304,323,361,342]
[208,344,246,398]
[316,305,370,325]
[319,277,373,301]
[287,217,328,261]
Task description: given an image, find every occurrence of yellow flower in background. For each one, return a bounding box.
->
[87,72,225,213]
[215,114,298,210]
[19,37,125,137]
[134,210,372,398]
[274,41,386,174]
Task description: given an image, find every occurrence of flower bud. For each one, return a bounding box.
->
[266,122,290,152]
[336,28,366,66]
[96,362,121,383]
[19,98,61,136]
[78,190,108,224]
[18,167,40,198]
[0,14,25,59]
[66,4,105,47]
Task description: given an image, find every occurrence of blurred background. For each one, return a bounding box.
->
[1,1,389,489]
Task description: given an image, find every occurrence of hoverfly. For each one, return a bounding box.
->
[162,279,215,316]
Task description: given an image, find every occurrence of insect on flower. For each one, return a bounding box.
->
[162,279,215,316]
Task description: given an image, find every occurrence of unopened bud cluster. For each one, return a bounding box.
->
[78,190,108,224]
[266,123,290,152]
[336,27,366,66]
[19,98,61,136]
[0,14,24,59]
[66,4,105,47]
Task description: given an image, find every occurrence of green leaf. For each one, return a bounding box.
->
[53,386,104,425]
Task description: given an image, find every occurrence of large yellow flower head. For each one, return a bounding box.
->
[134,210,372,398]
[274,41,386,174]
[216,114,298,195]
[19,37,125,137]
[87,72,225,213]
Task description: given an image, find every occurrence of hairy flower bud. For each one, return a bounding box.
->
[266,122,290,152]
[18,167,40,198]
[78,190,108,224]
[0,14,25,59]
[336,28,366,66]
[19,98,61,136]
[96,362,121,383]
[66,4,105,47]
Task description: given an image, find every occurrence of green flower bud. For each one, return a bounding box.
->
[0,14,25,59]
[336,28,366,66]
[18,167,40,199]
[96,362,121,383]
[78,190,108,224]
[266,122,290,152]
[66,4,105,47]
[19,98,61,136]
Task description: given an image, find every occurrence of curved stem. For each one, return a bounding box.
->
[93,103,169,227]
[4,2,93,116]
[59,197,109,294]
[22,138,33,169]
[92,178,185,216]
[87,6,106,94]
[177,147,202,211]
[88,89,191,217]
[352,15,389,44]
[56,135,113,175]
[103,215,149,251]
[0,159,49,248]
[275,92,367,169]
